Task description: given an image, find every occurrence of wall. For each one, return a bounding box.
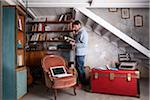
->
[89,8,149,49]
[0,1,2,99]
[81,8,149,77]
[84,30,123,68]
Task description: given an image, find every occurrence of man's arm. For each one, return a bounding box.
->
[76,30,88,48]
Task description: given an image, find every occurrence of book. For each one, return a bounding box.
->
[38,23,42,31]
[18,18,22,30]
[17,54,23,66]
[58,14,64,21]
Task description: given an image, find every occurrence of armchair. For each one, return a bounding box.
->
[41,55,77,100]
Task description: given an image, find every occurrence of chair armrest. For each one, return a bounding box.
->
[68,66,77,76]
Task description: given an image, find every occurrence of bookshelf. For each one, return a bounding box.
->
[17,12,25,67]
[26,13,75,75]
[26,20,74,51]
[2,6,27,100]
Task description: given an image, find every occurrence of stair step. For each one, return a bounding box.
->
[109,34,120,42]
[111,41,118,47]
[102,31,111,41]
[84,26,93,32]
[118,40,129,47]
[91,22,97,31]
[119,47,126,52]
[93,25,103,36]
[133,53,149,60]
[76,12,88,25]
[100,28,108,35]
[85,18,95,30]
[139,60,149,68]
[125,46,139,53]
[142,61,149,66]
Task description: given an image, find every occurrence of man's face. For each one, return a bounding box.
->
[72,24,81,33]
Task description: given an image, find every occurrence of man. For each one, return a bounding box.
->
[70,20,88,85]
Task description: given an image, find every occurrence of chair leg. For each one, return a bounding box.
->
[54,89,57,100]
[73,86,76,95]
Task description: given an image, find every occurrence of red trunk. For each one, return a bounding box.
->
[91,68,140,97]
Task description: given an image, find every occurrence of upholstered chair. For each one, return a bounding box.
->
[41,55,77,100]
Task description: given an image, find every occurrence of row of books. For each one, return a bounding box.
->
[29,33,73,42]
[58,13,73,21]
[30,33,46,41]
[31,23,45,32]
[31,23,70,32]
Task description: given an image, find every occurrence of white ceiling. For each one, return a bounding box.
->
[5,0,150,18]
[30,8,70,17]
[26,0,149,7]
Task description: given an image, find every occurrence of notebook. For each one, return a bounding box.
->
[50,66,72,78]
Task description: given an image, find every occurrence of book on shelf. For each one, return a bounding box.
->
[64,35,75,43]
[17,54,23,66]
[46,33,49,41]
[42,33,46,41]
[38,23,42,31]
[42,23,45,32]
[30,33,36,41]
[34,24,38,32]
[30,33,47,41]
[58,14,64,21]
[35,33,40,41]
[31,25,34,32]
[66,13,72,21]
[18,18,23,31]
[39,33,43,41]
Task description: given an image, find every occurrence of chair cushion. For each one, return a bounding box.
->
[52,76,76,89]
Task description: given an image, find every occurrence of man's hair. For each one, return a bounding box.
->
[72,20,81,25]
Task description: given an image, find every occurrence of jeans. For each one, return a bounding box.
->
[75,56,86,85]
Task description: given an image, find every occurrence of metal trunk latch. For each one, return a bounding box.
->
[110,73,114,80]
[127,73,131,81]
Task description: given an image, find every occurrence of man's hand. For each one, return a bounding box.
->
[70,41,76,46]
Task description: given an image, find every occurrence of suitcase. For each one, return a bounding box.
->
[91,68,140,97]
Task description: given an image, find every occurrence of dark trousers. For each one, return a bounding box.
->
[75,56,86,85]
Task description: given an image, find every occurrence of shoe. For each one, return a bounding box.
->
[82,85,91,92]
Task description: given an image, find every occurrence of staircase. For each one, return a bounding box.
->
[75,8,149,68]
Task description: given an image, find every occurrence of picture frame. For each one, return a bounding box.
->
[121,8,130,19]
[108,8,118,12]
[134,15,143,27]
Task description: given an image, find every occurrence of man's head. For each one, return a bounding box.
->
[72,20,81,32]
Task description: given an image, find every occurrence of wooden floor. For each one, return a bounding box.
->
[23,78,149,100]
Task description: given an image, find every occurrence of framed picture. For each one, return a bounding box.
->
[108,8,118,12]
[121,8,130,19]
[134,15,143,27]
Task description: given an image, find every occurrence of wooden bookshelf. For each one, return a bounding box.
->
[27,21,72,24]
[26,12,75,69]
[2,6,27,100]
[28,30,73,33]
[26,19,74,51]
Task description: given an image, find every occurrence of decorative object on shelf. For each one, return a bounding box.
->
[57,44,72,49]
[108,8,118,12]
[17,40,22,48]
[134,15,143,27]
[121,8,130,19]
[48,45,57,50]
[45,25,51,31]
